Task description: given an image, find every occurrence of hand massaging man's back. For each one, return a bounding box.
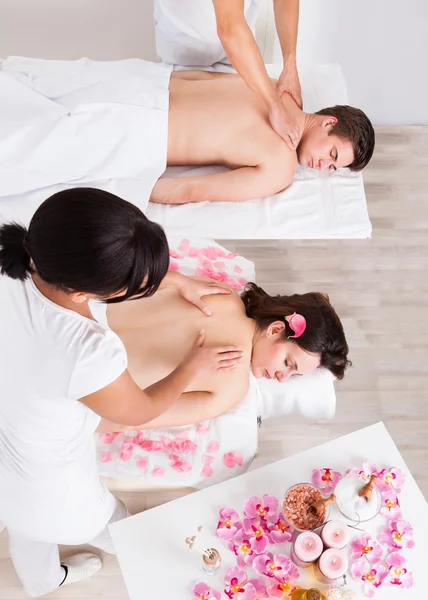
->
[150,71,375,205]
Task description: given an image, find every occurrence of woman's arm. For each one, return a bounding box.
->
[81,334,243,427]
[96,374,249,432]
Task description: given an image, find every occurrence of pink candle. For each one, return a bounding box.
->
[321,520,350,549]
[291,531,323,568]
[316,549,348,583]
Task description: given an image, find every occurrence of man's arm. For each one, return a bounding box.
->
[274,0,302,108]
[212,0,299,149]
[150,158,296,205]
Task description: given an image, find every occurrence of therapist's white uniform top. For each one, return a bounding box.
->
[154,0,260,66]
[0,275,127,545]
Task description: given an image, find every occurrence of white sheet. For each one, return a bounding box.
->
[96,238,337,491]
[0,59,371,239]
[0,56,171,200]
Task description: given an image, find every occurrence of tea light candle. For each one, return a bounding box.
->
[321,520,349,549]
[316,548,348,584]
[291,531,323,568]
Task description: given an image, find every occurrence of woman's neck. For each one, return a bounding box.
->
[31,273,94,320]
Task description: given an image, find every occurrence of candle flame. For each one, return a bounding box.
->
[335,530,341,536]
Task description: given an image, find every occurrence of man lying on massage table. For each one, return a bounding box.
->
[150,70,375,204]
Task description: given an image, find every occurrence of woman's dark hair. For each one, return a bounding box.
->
[0,187,169,303]
[241,283,351,380]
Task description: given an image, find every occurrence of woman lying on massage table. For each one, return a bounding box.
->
[97,281,350,432]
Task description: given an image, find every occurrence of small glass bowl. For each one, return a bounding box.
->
[282,482,331,532]
[334,474,382,522]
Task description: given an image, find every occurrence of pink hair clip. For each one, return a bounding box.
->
[285,312,307,339]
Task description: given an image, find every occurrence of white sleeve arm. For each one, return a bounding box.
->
[68,329,128,400]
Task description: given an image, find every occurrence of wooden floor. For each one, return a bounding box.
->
[1,126,427,599]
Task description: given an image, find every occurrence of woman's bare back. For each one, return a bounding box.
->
[106,281,254,426]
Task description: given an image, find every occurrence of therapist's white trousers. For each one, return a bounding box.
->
[7,496,129,598]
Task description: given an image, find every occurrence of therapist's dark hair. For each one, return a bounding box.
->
[241,283,351,380]
[0,188,170,303]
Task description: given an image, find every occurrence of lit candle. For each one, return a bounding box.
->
[291,531,323,568]
[315,549,348,584]
[321,520,350,549]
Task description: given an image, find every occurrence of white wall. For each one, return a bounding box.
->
[1,0,427,124]
[267,0,428,125]
[0,0,158,61]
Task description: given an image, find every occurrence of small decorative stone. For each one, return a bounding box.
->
[326,589,343,600]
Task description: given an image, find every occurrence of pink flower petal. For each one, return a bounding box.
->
[136,457,149,469]
[169,260,179,271]
[202,454,215,465]
[196,423,210,435]
[100,432,117,444]
[192,582,221,600]
[234,265,243,274]
[214,262,226,269]
[202,464,213,478]
[171,460,192,473]
[286,312,307,338]
[169,250,183,259]
[101,451,112,463]
[224,567,247,587]
[224,452,244,468]
[133,432,145,446]
[119,450,133,462]
[161,436,173,450]
[237,277,248,286]
[189,247,200,257]
[207,441,220,453]
[152,465,165,477]
[177,238,190,253]
[248,579,268,599]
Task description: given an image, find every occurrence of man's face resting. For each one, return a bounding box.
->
[297,116,355,171]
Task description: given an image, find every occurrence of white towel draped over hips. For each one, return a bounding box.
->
[0,57,172,204]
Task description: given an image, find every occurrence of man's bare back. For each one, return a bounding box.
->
[150,71,299,204]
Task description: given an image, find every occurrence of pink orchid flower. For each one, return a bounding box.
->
[192,582,221,600]
[224,568,256,600]
[380,492,402,520]
[226,529,255,568]
[378,520,415,551]
[351,561,388,598]
[376,467,406,493]
[243,517,270,554]
[345,461,378,479]
[217,508,241,540]
[384,553,414,589]
[350,535,383,563]
[224,452,244,468]
[253,553,298,582]
[266,580,299,599]
[248,579,268,599]
[266,514,293,544]
[311,468,342,494]
[243,495,279,520]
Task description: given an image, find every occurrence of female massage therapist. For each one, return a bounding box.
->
[0,187,242,597]
[154,0,302,149]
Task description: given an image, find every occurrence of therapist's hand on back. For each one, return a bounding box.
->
[184,331,243,375]
[268,97,301,151]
